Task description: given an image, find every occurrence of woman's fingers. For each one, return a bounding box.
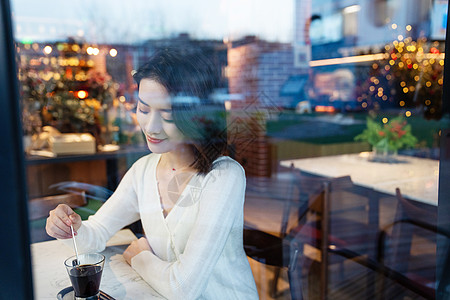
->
[45,204,79,239]
[137,237,151,251]
[123,238,152,265]
[45,218,72,239]
[69,212,82,231]
[123,241,136,265]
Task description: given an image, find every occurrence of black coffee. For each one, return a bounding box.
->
[69,264,103,298]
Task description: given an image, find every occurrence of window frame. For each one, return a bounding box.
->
[0,0,34,298]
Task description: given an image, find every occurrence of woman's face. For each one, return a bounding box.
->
[137,79,185,153]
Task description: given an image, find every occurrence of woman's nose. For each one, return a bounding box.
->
[145,111,163,134]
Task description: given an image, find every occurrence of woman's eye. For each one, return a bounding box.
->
[161,112,174,123]
[138,104,150,114]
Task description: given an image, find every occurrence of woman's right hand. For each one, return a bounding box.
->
[45,204,82,239]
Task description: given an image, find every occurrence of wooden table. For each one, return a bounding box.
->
[281,152,439,206]
[31,229,163,299]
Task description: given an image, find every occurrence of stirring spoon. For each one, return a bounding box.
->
[70,224,80,266]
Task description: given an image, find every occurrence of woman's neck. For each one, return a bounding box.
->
[160,145,195,172]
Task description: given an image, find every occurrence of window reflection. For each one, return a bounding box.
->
[11,0,448,298]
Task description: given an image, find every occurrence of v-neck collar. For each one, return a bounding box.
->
[154,154,197,221]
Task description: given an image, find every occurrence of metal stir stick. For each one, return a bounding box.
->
[70,224,80,266]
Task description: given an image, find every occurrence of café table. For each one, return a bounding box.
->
[281,152,439,206]
[31,229,164,299]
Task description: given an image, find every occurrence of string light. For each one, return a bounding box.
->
[405,111,412,117]
[43,46,52,54]
[76,90,88,99]
[109,48,118,57]
[72,44,80,52]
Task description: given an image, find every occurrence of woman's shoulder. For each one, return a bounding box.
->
[210,156,245,177]
[197,156,246,193]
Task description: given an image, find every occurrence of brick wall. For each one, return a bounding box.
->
[227,39,303,179]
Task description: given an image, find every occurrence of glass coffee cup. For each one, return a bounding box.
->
[64,253,105,300]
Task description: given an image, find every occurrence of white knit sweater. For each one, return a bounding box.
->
[62,153,258,300]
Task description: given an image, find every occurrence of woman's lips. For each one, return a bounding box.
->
[147,136,166,144]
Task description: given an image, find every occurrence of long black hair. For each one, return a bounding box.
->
[133,48,227,174]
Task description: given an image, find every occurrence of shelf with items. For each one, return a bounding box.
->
[17,40,142,154]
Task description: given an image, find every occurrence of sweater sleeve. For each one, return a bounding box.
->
[131,160,246,299]
[59,158,142,254]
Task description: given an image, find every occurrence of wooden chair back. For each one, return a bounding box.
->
[28,192,87,221]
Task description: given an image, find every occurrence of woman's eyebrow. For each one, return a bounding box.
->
[138,97,150,107]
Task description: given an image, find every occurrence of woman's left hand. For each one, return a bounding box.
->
[123,237,152,265]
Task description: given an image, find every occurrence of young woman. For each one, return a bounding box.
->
[45,49,258,299]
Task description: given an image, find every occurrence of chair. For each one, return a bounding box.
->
[244,165,379,299]
[244,163,302,297]
[28,192,87,243]
[285,185,447,300]
[285,173,380,300]
[28,192,87,221]
[376,188,449,299]
[28,181,113,243]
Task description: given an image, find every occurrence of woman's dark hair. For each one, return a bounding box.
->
[133,48,227,174]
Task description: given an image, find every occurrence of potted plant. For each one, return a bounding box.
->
[355,116,417,162]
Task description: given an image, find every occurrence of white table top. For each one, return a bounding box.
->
[281,152,439,206]
[31,229,164,299]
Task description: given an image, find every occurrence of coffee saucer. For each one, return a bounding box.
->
[57,286,115,300]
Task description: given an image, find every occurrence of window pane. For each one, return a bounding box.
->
[10,0,448,299]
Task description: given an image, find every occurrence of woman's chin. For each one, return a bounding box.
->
[146,141,174,154]
[146,144,167,154]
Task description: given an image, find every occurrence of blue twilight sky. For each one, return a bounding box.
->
[10,0,294,44]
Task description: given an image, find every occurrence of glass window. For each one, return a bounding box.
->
[8,0,449,298]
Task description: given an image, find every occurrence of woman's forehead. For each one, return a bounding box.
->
[138,79,171,108]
